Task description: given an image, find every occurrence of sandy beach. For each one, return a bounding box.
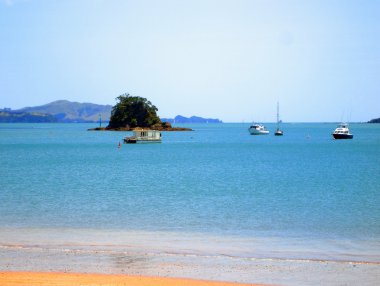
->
[1,243,379,286]
[0,272,264,286]
[1,228,379,286]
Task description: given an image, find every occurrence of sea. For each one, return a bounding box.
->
[0,123,379,274]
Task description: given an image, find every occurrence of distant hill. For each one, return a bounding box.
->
[5,101,221,124]
[368,118,380,123]
[18,100,112,123]
[0,110,57,123]
[161,115,222,124]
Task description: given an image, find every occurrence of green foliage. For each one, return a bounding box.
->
[108,93,161,128]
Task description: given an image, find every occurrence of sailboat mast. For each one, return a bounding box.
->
[277,102,280,128]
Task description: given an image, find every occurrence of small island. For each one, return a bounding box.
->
[368,118,380,123]
[88,94,192,131]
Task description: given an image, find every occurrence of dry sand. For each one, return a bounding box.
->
[0,272,265,286]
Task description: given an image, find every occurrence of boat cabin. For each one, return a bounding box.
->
[334,124,350,134]
[124,130,162,144]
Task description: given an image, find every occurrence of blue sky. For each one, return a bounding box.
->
[1,0,379,122]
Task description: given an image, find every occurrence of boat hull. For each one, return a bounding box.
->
[124,138,161,144]
[249,130,269,135]
[332,134,353,139]
[274,131,283,136]
[124,140,161,144]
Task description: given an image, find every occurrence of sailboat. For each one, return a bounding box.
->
[274,102,283,136]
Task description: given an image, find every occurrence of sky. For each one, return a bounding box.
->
[0,0,379,122]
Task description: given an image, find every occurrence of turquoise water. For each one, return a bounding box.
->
[0,123,379,262]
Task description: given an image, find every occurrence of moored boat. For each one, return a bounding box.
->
[124,129,162,143]
[248,123,269,135]
[274,102,283,136]
[332,123,353,139]
[274,128,283,136]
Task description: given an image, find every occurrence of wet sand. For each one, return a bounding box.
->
[0,272,264,286]
[0,229,379,285]
[1,246,379,286]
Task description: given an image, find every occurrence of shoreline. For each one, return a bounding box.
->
[0,272,265,286]
[1,245,379,286]
[87,126,193,131]
[1,228,379,285]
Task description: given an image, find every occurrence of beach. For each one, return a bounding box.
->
[1,252,379,286]
[0,229,379,286]
[0,272,264,286]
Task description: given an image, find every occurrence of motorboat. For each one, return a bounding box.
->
[332,123,353,139]
[248,123,269,135]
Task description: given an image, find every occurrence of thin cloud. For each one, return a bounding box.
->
[3,0,14,6]
[2,0,28,6]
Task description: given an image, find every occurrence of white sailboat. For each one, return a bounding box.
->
[274,102,283,136]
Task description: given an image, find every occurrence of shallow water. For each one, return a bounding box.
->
[0,123,379,263]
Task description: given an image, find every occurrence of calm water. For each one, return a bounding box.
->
[0,123,379,262]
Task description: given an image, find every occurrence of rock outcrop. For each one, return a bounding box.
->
[88,121,192,131]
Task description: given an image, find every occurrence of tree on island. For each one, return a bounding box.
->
[107,93,161,129]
